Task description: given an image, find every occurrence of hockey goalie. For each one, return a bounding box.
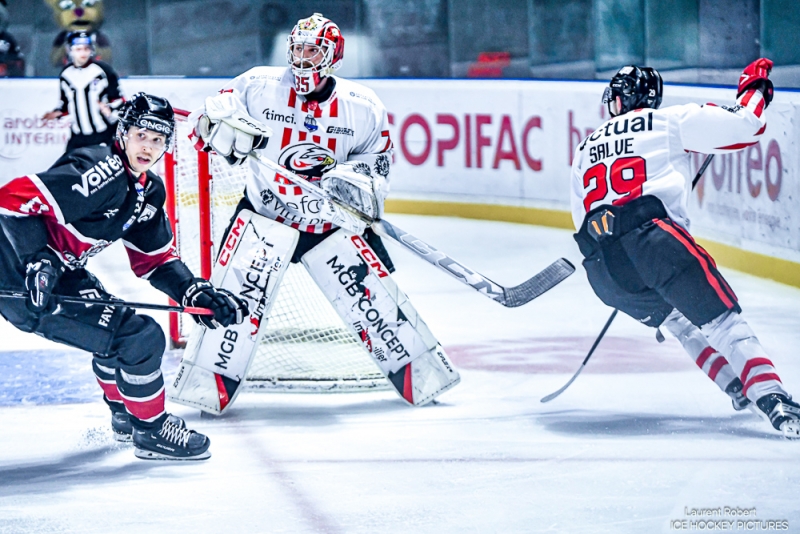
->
[168,13,460,414]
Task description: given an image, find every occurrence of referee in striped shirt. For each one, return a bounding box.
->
[43,31,124,152]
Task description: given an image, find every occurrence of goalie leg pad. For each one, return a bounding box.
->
[302,230,460,406]
[168,210,299,414]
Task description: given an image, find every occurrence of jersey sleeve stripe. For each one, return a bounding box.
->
[714,141,759,150]
[124,240,180,278]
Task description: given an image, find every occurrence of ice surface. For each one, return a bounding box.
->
[1,215,799,534]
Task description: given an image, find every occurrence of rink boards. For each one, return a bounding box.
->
[1,77,799,284]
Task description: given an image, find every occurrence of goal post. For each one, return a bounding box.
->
[161,109,389,392]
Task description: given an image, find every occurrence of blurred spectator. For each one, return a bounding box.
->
[0,0,25,77]
[42,31,123,151]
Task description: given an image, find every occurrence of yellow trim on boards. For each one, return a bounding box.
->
[384,199,800,289]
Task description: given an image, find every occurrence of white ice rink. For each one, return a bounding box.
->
[1,214,798,534]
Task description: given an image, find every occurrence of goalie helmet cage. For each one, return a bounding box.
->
[162,109,388,392]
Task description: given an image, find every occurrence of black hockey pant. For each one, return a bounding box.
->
[0,237,167,429]
[574,195,740,328]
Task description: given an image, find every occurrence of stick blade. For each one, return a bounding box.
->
[540,365,584,403]
[501,258,575,308]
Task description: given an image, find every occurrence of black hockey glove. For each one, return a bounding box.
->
[24,250,65,315]
[182,279,249,329]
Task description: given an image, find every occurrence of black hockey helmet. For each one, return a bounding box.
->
[117,92,176,152]
[602,65,663,116]
[65,30,96,51]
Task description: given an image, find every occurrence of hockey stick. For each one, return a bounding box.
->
[0,289,213,315]
[691,155,714,190]
[248,152,576,307]
[540,309,617,403]
[540,154,716,401]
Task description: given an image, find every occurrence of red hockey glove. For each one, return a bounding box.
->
[738,58,774,107]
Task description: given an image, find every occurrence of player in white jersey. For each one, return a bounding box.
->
[170,13,459,411]
[191,12,392,262]
[570,60,800,439]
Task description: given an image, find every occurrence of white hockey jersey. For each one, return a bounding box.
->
[212,66,392,234]
[570,88,768,231]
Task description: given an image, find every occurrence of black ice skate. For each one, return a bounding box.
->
[111,411,133,442]
[133,414,211,460]
[113,412,185,443]
[756,394,800,439]
[724,378,751,411]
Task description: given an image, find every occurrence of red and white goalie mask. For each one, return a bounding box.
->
[286,13,345,95]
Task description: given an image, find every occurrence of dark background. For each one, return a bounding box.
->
[4,0,799,86]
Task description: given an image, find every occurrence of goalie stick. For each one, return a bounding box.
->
[541,154,715,402]
[0,289,213,315]
[248,152,575,308]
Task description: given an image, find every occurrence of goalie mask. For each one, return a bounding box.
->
[602,65,663,117]
[286,13,345,95]
[116,92,176,154]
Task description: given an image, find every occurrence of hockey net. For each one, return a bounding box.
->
[161,110,387,392]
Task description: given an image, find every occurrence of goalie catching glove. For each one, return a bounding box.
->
[183,279,249,329]
[320,161,387,222]
[195,93,272,166]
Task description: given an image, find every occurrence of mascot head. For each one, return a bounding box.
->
[44,0,105,32]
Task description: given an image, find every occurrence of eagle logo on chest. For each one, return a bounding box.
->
[279,142,337,178]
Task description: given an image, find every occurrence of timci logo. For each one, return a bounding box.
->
[350,235,388,278]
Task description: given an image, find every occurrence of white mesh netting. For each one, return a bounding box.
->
[165,117,387,392]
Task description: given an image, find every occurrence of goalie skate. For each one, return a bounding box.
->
[168,210,299,414]
[302,230,460,405]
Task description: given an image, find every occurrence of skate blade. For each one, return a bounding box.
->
[113,432,133,443]
[134,447,211,461]
[780,421,800,440]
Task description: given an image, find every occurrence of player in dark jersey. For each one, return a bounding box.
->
[0,93,249,460]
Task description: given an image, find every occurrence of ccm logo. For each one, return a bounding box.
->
[350,235,388,278]
[218,217,246,266]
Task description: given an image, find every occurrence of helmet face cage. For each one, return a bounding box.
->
[602,65,663,116]
[116,92,176,154]
[286,13,344,94]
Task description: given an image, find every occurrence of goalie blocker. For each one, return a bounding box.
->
[169,210,460,414]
